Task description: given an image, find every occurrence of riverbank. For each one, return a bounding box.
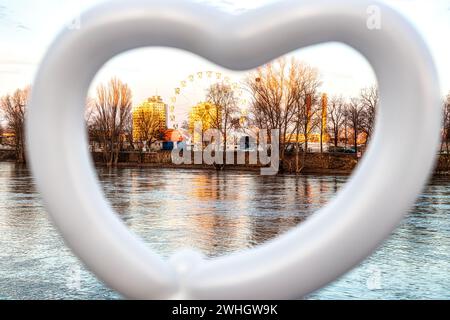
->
[0,149,15,162]
[91,150,358,175]
[4,148,450,175]
[90,151,450,175]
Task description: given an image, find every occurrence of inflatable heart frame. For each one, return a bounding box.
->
[26,0,441,299]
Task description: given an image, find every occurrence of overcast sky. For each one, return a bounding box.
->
[0,0,449,112]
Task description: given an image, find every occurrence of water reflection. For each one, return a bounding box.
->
[0,162,448,299]
[97,168,342,257]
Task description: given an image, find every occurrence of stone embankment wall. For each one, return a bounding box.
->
[91,151,358,174]
[5,149,450,175]
[0,149,16,162]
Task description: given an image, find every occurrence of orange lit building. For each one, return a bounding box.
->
[163,129,183,143]
[188,102,220,143]
[132,96,168,141]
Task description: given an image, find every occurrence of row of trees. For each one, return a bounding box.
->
[244,58,378,172]
[178,58,377,172]
[1,62,450,168]
[327,86,378,152]
[246,58,321,168]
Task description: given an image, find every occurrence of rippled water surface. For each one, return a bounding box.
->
[0,162,448,299]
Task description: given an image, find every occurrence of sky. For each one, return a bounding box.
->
[0,0,449,122]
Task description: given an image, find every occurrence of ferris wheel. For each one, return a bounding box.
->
[168,71,250,129]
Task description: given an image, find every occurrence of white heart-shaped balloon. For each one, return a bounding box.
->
[26,0,441,299]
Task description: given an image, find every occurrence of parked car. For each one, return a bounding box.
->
[328,146,356,154]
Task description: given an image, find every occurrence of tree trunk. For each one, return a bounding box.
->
[301,148,307,173]
[320,130,323,153]
[223,131,227,169]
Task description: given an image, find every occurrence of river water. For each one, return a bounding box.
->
[0,162,448,299]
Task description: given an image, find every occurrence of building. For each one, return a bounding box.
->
[161,129,185,151]
[188,102,220,144]
[132,96,168,142]
[0,130,15,148]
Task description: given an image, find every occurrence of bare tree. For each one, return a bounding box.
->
[123,117,135,151]
[206,82,239,166]
[359,86,378,146]
[343,104,350,148]
[294,93,321,171]
[442,93,450,153]
[247,60,289,146]
[91,78,132,166]
[291,61,321,172]
[328,96,346,148]
[85,97,99,152]
[346,97,365,154]
[0,87,30,163]
[246,58,321,172]
[133,107,161,150]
